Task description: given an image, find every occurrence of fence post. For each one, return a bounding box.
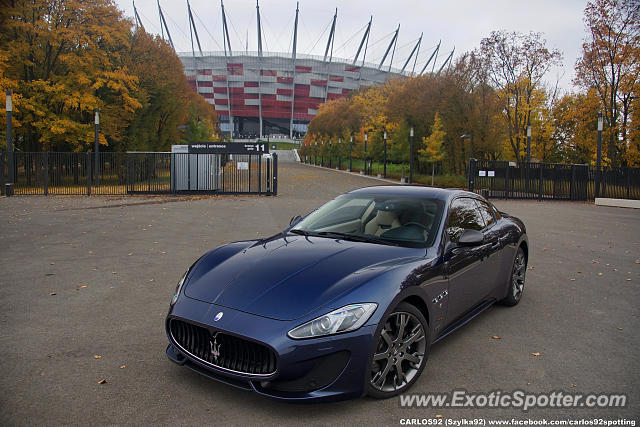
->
[273,153,278,196]
[258,155,262,194]
[87,152,92,196]
[127,155,133,194]
[43,152,49,196]
[266,156,271,193]
[468,158,475,192]
[626,167,631,199]
[0,152,5,196]
[505,164,510,199]
[570,165,576,201]
[538,165,543,201]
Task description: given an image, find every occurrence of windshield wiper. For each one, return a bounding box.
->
[289,229,310,236]
[315,231,400,246]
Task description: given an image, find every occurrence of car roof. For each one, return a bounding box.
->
[347,185,479,202]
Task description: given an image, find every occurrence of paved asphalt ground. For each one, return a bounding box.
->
[0,159,638,426]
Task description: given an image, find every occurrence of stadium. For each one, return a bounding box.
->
[136,1,453,138]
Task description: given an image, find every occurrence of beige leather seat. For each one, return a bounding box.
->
[364,210,401,236]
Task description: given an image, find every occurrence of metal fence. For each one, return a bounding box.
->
[0,152,278,196]
[469,159,640,201]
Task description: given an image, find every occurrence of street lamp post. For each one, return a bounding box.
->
[349,133,353,172]
[338,137,342,169]
[94,108,100,186]
[596,112,603,197]
[383,130,388,179]
[363,132,368,175]
[526,121,531,163]
[526,121,531,195]
[6,90,13,191]
[460,134,474,191]
[409,126,414,184]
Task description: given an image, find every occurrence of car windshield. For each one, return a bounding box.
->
[291,193,444,248]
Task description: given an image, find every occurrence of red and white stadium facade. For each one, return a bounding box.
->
[181,52,404,138]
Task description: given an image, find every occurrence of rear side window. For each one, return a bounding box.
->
[475,200,495,228]
[446,198,485,242]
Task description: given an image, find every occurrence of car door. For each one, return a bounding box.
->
[473,199,504,294]
[444,197,493,323]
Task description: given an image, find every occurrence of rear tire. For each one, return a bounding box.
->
[367,302,429,399]
[500,247,526,306]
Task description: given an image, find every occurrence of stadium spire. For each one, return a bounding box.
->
[157,0,174,50]
[133,1,144,31]
[353,16,372,66]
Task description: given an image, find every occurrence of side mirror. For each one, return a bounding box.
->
[289,215,302,227]
[458,229,484,246]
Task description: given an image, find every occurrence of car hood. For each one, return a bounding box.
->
[184,235,422,320]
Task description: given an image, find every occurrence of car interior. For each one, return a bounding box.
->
[305,197,441,245]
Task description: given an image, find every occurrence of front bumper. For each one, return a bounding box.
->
[166,296,377,402]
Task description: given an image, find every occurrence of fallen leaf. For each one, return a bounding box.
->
[531,352,541,357]
[577,271,582,274]
[570,384,576,388]
[93,355,101,359]
[434,415,443,419]
[112,272,117,275]
[148,279,154,283]
[617,327,623,331]
[128,253,133,256]
[626,278,632,281]
[570,278,576,281]
[635,259,640,264]
[491,335,501,339]
[120,365,126,369]
[598,273,603,276]
[79,285,87,289]
[161,251,166,254]
[49,292,56,296]
[98,379,107,384]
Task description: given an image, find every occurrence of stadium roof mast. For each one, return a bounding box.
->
[157,1,174,50]
[221,1,233,136]
[437,47,455,75]
[133,1,144,31]
[354,16,372,85]
[289,2,299,139]
[187,0,202,97]
[323,9,337,104]
[419,40,440,75]
[401,32,422,75]
[257,1,263,137]
[352,16,372,66]
[378,24,400,70]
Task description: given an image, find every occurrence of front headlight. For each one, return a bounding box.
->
[287,303,377,339]
[170,270,189,306]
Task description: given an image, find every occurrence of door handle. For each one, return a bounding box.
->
[490,241,501,249]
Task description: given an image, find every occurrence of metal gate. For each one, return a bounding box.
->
[0,152,278,196]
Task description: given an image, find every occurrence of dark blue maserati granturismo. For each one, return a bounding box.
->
[166,186,528,401]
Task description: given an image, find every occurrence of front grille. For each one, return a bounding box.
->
[169,318,277,376]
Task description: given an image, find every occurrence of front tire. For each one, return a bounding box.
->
[500,247,526,306]
[367,302,429,399]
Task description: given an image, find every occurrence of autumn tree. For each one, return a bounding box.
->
[574,0,640,166]
[0,0,217,152]
[0,0,139,151]
[419,112,446,185]
[478,31,562,162]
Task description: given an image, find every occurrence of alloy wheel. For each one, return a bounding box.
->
[511,251,526,301]
[370,311,426,392]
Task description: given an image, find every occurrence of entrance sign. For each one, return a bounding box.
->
[188,142,269,154]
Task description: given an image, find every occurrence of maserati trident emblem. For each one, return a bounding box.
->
[214,311,223,322]
[210,334,222,363]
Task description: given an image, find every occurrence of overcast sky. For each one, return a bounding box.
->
[116,0,589,92]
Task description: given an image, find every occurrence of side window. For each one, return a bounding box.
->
[475,200,495,228]
[446,198,485,242]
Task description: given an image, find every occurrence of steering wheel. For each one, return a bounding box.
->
[403,222,430,231]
